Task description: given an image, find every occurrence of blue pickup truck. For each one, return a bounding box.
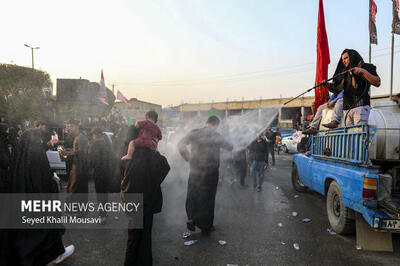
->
[292,123,400,235]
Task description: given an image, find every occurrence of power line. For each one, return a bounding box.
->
[117,47,399,87]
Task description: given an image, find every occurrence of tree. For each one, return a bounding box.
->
[0,64,52,125]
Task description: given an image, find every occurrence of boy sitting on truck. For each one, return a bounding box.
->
[303,91,343,134]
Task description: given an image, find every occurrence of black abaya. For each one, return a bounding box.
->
[122,147,170,265]
[8,129,65,266]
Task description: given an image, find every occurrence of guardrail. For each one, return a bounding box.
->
[311,125,376,165]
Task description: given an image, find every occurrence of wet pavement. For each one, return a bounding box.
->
[62,153,400,265]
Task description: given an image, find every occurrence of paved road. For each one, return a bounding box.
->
[62,153,400,266]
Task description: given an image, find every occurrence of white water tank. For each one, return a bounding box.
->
[368,101,400,161]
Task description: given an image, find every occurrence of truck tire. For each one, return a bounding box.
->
[291,164,307,192]
[326,181,355,235]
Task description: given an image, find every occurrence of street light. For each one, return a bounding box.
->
[24,44,40,69]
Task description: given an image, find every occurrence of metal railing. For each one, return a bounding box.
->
[310,125,376,165]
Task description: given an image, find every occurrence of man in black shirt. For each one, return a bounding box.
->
[89,128,111,223]
[178,116,233,234]
[36,120,52,150]
[324,49,380,126]
[247,134,268,192]
[265,127,276,166]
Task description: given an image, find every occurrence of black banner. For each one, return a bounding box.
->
[393,0,400,35]
[370,0,378,44]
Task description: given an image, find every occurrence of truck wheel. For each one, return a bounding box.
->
[326,181,355,235]
[292,164,307,192]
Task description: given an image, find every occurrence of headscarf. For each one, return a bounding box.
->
[0,123,10,192]
[0,123,9,158]
[6,127,18,153]
[10,128,57,193]
[0,123,7,136]
[0,123,8,155]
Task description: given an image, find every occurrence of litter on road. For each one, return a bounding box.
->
[278,223,283,227]
[292,212,298,217]
[218,240,227,246]
[184,240,198,246]
[294,195,299,198]
[327,228,337,235]
[182,232,191,239]
[302,218,311,223]
[293,243,300,250]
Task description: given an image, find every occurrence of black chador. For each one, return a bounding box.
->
[178,119,233,233]
[0,123,9,193]
[89,133,113,218]
[0,123,10,265]
[121,146,170,266]
[7,129,65,265]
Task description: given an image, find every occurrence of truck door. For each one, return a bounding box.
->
[295,155,314,188]
[309,158,326,194]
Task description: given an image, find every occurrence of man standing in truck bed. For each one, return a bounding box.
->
[323,49,381,127]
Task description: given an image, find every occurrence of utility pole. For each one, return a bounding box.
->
[390,32,395,100]
[108,83,116,95]
[24,44,39,69]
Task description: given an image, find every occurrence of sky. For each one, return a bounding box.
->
[1,0,399,107]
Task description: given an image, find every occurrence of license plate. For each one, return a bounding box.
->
[56,169,66,175]
[381,219,400,230]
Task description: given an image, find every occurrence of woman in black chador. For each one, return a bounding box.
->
[0,123,10,192]
[0,123,11,265]
[121,125,170,266]
[7,129,74,265]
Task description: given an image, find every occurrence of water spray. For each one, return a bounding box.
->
[283,70,348,106]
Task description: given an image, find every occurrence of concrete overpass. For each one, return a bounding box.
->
[177,94,395,127]
[179,96,314,127]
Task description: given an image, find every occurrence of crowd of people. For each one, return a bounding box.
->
[0,110,170,265]
[0,47,397,266]
[0,107,283,265]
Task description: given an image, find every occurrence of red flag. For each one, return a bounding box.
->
[117,90,131,105]
[371,0,377,22]
[369,0,378,44]
[314,0,330,112]
[99,70,109,105]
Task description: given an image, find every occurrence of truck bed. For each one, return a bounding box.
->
[379,198,400,218]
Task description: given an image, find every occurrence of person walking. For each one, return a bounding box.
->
[265,127,276,166]
[178,116,233,234]
[247,134,268,192]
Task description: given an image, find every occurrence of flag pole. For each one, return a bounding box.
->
[369,43,372,63]
[390,32,394,100]
[369,35,372,63]
[369,0,372,63]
